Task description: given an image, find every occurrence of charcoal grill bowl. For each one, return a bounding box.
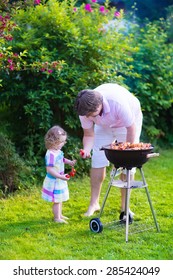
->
[100,145,154,169]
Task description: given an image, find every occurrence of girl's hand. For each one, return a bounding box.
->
[80,149,91,159]
[63,174,70,181]
[71,159,76,166]
[67,159,76,166]
[64,167,76,179]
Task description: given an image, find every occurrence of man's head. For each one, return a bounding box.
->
[74,89,103,116]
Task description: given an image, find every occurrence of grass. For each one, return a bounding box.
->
[0,149,173,260]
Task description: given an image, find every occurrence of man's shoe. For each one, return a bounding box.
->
[119,211,133,224]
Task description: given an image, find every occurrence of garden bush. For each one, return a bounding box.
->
[166,5,173,43]
[127,20,173,144]
[0,132,31,196]
[0,0,139,154]
[0,0,173,181]
[125,19,173,144]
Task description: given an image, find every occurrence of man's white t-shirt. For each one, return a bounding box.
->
[79,83,142,129]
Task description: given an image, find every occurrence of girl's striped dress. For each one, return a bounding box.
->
[42,149,69,203]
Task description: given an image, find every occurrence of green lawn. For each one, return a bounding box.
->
[0,149,173,260]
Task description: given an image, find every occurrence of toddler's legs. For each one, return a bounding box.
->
[53,202,68,224]
[59,203,69,220]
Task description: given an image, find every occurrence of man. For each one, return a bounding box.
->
[74,83,143,221]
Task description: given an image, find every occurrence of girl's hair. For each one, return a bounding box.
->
[74,89,103,116]
[44,125,67,149]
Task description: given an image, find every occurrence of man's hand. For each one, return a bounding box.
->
[80,149,91,159]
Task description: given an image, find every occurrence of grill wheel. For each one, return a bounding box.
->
[90,218,103,233]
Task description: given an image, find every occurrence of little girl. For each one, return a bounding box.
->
[42,125,76,223]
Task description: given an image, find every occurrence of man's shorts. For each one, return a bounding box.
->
[92,122,142,174]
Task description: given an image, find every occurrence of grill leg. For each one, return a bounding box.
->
[139,168,160,232]
[125,170,131,242]
[99,168,117,218]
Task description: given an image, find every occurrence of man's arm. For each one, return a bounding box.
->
[82,127,95,158]
[126,123,136,143]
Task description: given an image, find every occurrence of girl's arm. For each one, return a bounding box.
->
[46,166,69,181]
[64,158,76,166]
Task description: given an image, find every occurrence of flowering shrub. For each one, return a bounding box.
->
[0,0,172,178]
[0,14,24,77]
[0,2,64,83]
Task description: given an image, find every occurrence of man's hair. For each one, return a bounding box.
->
[74,89,103,116]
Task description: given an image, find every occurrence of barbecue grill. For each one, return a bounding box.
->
[89,143,160,242]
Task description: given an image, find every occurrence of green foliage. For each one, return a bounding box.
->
[124,0,172,21]
[125,20,173,143]
[0,0,173,179]
[0,132,30,196]
[0,0,139,158]
[166,5,173,42]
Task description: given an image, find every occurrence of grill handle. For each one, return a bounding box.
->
[146,153,159,158]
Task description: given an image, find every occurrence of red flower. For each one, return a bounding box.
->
[34,0,41,5]
[4,35,13,41]
[99,6,106,14]
[9,65,14,71]
[48,69,53,73]
[8,59,13,65]
[114,11,121,18]
[85,4,93,12]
